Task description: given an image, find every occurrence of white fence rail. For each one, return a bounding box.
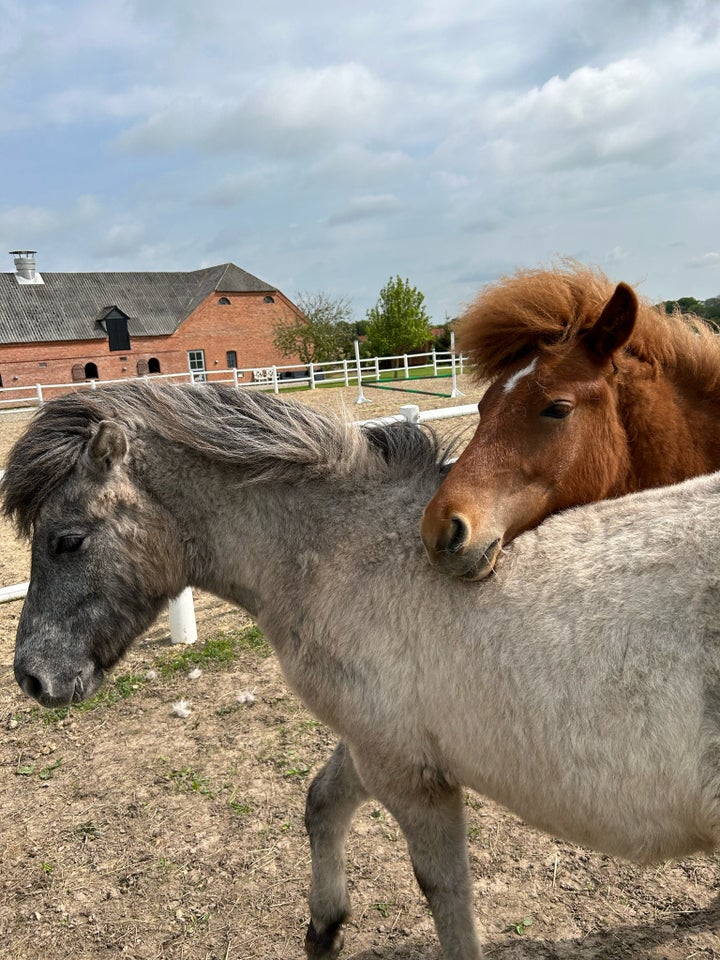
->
[0,395,478,647]
[0,347,466,409]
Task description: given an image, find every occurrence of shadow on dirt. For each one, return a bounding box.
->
[347,891,720,958]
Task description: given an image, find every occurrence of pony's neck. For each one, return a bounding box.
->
[137,438,400,621]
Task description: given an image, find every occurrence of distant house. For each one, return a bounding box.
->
[0,251,303,389]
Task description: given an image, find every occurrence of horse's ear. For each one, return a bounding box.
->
[86,420,128,472]
[583,282,637,361]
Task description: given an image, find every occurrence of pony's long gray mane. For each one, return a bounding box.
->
[2,382,447,537]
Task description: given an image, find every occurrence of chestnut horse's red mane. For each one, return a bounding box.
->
[458,259,720,387]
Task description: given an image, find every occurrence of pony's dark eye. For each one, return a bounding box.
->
[55,535,85,556]
[541,401,574,420]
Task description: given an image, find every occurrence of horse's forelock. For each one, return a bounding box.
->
[456,261,619,381]
[1,397,105,537]
[457,259,720,388]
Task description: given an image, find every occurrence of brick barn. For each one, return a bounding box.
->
[0,251,303,390]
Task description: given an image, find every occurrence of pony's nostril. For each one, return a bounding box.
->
[447,516,469,554]
[20,672,45,701]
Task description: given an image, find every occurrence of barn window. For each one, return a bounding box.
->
[136,359,149,376]
[71,363,85,382]
[98,306,131,352]
[263,295,275,304]
[84,362,99,380]
[148,357,161,373]
[188,349,206,382]
[218,297,231,305]
[226,350,237,368]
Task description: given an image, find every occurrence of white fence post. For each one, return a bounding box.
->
[450,331,464,399]
[232,368,239,390]
[432,349,437,376]
[168,588,197,645]
[309,362,316,390]
[399,404,420,424]
[374,358,380,381]
[343,359,349,387]
[354,340,372,405]
[272,366,279,394]
[36,384,44,406]
[403,354,409,379]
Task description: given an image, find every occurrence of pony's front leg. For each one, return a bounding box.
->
[382,780,483,960]
[304,740,368,960]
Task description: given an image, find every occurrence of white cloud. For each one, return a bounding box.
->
[116,62,388,157]
[687,252,720,269]
[0,205,58,241]
[327,194,403,227]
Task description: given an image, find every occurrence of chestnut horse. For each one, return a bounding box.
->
[421,261,720,580]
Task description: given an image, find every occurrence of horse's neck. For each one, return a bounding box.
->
[140,447,370,618]
[619,360,720,487]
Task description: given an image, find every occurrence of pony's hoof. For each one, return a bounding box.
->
[305,919,345,959]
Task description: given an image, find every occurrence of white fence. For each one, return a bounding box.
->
[0,347,465,409]
[0,396,478,645]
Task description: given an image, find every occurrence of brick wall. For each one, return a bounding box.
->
[0,290,302,389]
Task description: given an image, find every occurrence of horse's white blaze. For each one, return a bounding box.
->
[502,356,538,395]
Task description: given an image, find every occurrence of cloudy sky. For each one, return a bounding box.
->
[1,0,718,321]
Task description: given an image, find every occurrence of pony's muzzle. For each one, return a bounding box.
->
[14,656,104,707]
[420,510,501,580]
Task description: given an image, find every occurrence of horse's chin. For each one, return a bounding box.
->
[430,538,502,581]
[459,539,503,581]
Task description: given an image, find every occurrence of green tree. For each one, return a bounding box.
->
[273,291,355,364]
[364,275,432,357]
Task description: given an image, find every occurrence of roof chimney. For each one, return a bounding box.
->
[10,250,43,284]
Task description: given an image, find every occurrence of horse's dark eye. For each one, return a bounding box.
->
[541,401,573,420]
[55,535,85,556]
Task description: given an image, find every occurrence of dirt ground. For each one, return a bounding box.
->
[0,378,718,960]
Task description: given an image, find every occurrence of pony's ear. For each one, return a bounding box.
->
[86,420,128,472]
[583,282,637,361]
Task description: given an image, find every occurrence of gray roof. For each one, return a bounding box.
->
[0,262,277,344]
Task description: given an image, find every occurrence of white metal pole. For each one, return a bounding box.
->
[450,331,464,399]
[354,340,372,404]
[168,588,197,645]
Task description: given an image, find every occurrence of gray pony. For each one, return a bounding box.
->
[4,382,720,960]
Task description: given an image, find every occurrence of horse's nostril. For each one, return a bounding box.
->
[447,516,469,554]
[20,672,45,701]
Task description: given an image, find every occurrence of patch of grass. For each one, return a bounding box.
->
[74,821,101,842]
[372,901,396,919]
[164,766,215,797]
[159,626,271,677]
[15,757,63,780]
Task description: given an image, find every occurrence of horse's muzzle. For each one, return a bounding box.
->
[14,656,105,707]
[421,512,502,580]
